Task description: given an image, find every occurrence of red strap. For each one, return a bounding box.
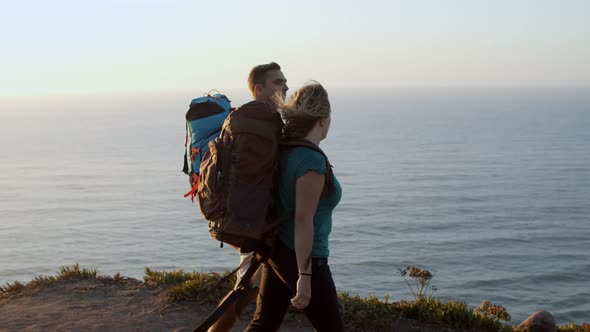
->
[190,147,201,161]
[183,174,200,202]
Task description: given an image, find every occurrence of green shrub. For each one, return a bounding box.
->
[0,281,26,298]
[144,268,236,303]
[58,264,98,279]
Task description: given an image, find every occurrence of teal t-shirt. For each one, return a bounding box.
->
[278,147,342,258]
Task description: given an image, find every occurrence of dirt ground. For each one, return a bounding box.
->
[0,277,311,332]
[1,276,488,332]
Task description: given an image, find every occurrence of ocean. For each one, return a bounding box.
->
[1,88,589,324]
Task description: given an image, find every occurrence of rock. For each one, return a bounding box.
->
[514,311,557,332]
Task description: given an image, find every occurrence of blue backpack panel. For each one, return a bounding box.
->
[183,93,231,200]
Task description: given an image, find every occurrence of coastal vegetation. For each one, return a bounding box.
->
[0,264,102,298]
[2,264,588,332]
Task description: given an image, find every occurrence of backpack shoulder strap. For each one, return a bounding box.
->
[279,139,334,188]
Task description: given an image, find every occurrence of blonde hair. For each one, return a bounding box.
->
[276,81,330,139]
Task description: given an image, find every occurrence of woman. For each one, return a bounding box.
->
[246,82,343,331]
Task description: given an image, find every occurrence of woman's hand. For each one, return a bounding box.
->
[291,275,312,309]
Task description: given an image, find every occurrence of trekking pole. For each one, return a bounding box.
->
[192,258,262,332]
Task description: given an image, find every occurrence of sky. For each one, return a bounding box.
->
[1,0,589,97]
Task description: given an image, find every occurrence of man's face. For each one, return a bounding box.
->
[257,70,288,101]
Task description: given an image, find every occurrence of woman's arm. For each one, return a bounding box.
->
[290,170,325,310]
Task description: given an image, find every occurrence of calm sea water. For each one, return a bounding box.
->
[1,88,589,324]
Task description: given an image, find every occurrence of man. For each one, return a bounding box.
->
[248,62,289,102]
[208,62,288,332]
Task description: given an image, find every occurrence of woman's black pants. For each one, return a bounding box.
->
[245,241,343,332]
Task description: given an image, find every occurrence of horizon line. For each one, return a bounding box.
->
[1,84,590,99]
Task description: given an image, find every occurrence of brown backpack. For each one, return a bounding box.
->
[197,101,283,252]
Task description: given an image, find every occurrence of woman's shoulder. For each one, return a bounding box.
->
[287,146,326,161]
[285,147,328,175]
